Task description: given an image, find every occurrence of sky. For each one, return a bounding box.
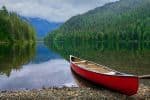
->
[0,0,118,22]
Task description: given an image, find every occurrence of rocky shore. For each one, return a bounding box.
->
[0,84,149,100]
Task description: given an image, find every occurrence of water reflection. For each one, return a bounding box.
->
[0,43,77,90]
[0,59,77,90]
[31,43,61,64]
[0,41,149,90]
[0,44,35,76]
[47,41,150,75]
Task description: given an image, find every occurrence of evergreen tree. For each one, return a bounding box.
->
[45,0,150,42]
[0,6,36,43]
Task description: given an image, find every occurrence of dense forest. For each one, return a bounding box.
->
[45,0,150,42]
[0,6,36,43]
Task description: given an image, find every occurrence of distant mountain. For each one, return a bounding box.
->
[45,0,150,42]
[23,17,62,39]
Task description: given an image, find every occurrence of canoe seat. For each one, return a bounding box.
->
[74,60,87,64]
[105,72,116,75]
[77,63,111,73]
[78,65,110,73]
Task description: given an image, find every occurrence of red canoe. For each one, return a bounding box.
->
[70,55,139,96]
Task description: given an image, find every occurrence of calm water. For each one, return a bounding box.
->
[0,43,77,90]
[48,41,150,75]
[0,41,150,90]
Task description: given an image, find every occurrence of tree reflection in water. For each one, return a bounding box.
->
[0,43,36,76]
[46,41,150,76]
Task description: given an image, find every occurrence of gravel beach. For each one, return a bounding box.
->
[0,84,149,100]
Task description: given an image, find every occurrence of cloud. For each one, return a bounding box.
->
[0,0,119,22]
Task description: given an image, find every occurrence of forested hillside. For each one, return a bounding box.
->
[45,0,150,42]
[0,6,36,43]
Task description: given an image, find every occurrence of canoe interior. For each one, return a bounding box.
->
[70,56,131,76]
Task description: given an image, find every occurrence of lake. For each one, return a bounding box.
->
[0,41,150,90]
[0,43,77,90]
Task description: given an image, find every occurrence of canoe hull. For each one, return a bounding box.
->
[70,62,139,96]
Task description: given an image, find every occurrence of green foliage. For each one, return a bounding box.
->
[0,6,36,43]
[45,0,150,42]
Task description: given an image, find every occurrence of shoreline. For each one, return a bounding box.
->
[0,84,149,100]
